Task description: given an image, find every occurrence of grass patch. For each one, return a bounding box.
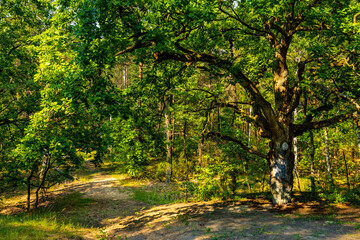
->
[41,192,94,213]
[0,192,95,239]
[132,188,184,205]
[0,213,85,240]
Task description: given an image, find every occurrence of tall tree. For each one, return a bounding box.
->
[75,0,360,204]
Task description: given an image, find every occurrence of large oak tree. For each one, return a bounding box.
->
[74,0,360,204]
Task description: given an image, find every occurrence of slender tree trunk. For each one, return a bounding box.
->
[35,171,48,210]
[309,130,316,192]
[293,108,301,191]
[324,126,334,190]
[244,107,252,193]
[165,104,172,183]
[343,150,350,190]
[351,148,357,188]
[356,123,360,153]
[35,152,50,209]
[304,93,316,192]
[183,119,189,180]
[246,107,252,147]
[138,62,143,106]
[27,169,34,211]
[122,63,128,89]
[198,112,208,168]
[261,168,267,192]
[293,136,301,191]
[198,135,204,168]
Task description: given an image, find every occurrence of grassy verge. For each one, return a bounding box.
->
[131,181,191,205]
[0,192,95,240]
[132,188,183,205]
[0,213,85,240]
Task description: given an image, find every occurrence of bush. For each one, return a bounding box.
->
[193,162,236,200]
[320,189,360,205]
[154,162,167,181]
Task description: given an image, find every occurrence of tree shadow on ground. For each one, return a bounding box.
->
[108,200,360,240]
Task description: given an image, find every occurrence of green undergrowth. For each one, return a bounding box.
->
[292,188,360,206]
[132,185,187,205]
[0,192,94,240]
[0,213,85,240]
[319,189,360,205]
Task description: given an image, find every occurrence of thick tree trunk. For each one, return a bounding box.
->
[268,137,294,205]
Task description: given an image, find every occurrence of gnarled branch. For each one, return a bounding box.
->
[206,131,267,159]
[293,113,355,136]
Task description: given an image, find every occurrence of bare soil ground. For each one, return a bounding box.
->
[2,163,360,240]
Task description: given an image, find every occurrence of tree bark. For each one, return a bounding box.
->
[246,107,252,147]
[309,130,316,192]
[165,97,172,183]
[343,150,350,190]
[35,152,50,209]
[356,123,360,154]
[268,133,295,205]
[183,119,189,180]
[26,169,34,211]
[293,108,301,191]
[138,62,143,106]
[324,125,334,190]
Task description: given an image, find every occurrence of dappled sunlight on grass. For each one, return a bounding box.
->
[2,161,360,240]
[0,213,85,240]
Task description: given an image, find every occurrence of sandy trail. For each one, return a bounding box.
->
[61,164,360,240]
[2,162,360,240]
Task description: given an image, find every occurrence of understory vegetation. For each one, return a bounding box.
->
[1,1,360,239]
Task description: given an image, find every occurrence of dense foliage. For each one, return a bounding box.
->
[1,0,360,207]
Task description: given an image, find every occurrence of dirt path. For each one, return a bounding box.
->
[48,164,359,240]
[3,163,360,240]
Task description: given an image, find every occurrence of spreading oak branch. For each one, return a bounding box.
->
[293,113,356,136]
[206,131,267,159]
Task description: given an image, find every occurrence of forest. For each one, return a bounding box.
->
[1,0,360,239]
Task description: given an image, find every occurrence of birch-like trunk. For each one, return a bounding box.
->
[293,108,301,191]
[269,136,294,205]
